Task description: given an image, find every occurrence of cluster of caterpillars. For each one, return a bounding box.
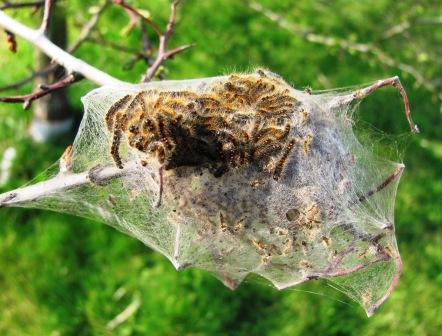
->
[105,69,302,180]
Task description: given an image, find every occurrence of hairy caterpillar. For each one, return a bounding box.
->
[105,69,301,180]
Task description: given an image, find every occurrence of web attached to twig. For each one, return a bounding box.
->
[5,71,415,316]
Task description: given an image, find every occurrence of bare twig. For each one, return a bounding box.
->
[0,159,139,208]
[106,297,141,331]
[88,33,140,55]
[0,72,83,109]
[68,0,109,53]
[155,166,163,207]
[113,0,193,81]
[0,1,110,93]
[39,0,53,34]
[0,0,190,90]
[0,71,40,92]
[325,252,390,279]
[141,0,194,82]
[357,77,419,133]
[163,44,194,60]
[113,0,162,37]
[366,251,402,316]
[356,164,405,204]
[0,9,125,85]
[382,16,442,39]
[330,76,419,133]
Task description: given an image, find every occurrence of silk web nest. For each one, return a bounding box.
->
[2,69,419,316]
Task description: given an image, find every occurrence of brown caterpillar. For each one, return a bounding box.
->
[105,69,300,180]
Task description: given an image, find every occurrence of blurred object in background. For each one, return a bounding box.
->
[30,3,73,142]
[0,146,16,187]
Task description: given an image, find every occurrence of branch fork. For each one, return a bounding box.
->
[0,0,192,107]
[0,72,83,109]
[113,0,194,82]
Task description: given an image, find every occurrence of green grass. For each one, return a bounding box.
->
[1,0,441,335]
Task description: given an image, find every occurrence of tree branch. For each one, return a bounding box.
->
[0,70,40,92]
[112,0,193,81]
[0,156,139,208]
[163,43,194,60]
[366,251,402,316]
[39,0,53,34]
[0,72,83,109]
[68,0,110,53]
[356,164,405,204]
[249,1,441,101]
[113,0,162,37]
[0,1,110,93]
[279,225,402,316]
[0,9,125,85]
[382,16,442,39]
[141,0,193,82]
[330,76,419,133]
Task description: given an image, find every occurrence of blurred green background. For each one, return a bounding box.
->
[0,0,441,335]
